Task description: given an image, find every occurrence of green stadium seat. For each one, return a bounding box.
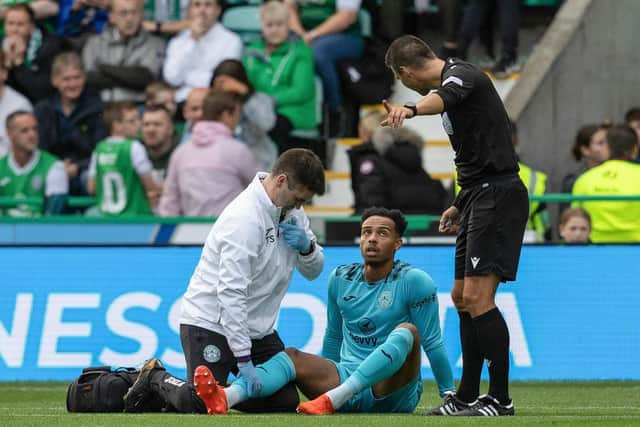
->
[221,5,262,45]
[291,76,323,139]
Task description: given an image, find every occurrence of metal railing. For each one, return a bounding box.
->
[1,194,639,231]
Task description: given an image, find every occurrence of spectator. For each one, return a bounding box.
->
[141,104,176,209]
[286,0,364,132]
[178,86,207,144]
[145,80,177,117]
[141,0,190,36]
[211,59,278,170]
[4,4,68,103]
[457,0,520,78]
[83,0,166,102]
[558,207,591,244]
[163,0,242,103]
[35,51,107,196]
[510,119,549,241]
[624,107,640,161]
[560,123,610,213]
[243,1,316,142]
[159,90,259,217]
[348,111,447,214]
[87,101,158,216]
[0,111,67,216]
[56,0,110,49]
[571,125,640,243]
[1,0,59,37]
[0,50,32,156]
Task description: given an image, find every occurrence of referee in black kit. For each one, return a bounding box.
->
[381,35,528,417]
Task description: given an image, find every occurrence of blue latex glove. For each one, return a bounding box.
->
[237,360,263,397]
[279,222,311,253]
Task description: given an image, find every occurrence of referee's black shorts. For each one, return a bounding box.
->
[454,175,529,282]
[180,324,299,412]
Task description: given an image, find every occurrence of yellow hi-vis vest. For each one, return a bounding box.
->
[571,159,640,243]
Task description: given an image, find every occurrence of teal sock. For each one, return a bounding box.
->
[326,327,414,409]
[227,352,296,406]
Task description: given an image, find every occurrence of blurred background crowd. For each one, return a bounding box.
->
[0,0,638,244]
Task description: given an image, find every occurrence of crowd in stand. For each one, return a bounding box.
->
[0,0,637,243]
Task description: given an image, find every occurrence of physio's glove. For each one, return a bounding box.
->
[279,222,311,253]
[237,360,263,397]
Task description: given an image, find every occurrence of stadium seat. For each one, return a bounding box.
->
[358,9,372,38]
[291,76,323,139]
[221,5,262,45]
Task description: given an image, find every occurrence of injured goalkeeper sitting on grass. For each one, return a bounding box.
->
[123,207,455,415]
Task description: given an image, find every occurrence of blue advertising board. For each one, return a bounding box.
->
[1,245,639,381]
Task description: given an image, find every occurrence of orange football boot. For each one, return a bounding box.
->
[193,365,228,415]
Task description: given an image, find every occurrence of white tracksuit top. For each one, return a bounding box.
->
[180,172,324,358]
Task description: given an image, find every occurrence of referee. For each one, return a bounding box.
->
[382,35,528,417]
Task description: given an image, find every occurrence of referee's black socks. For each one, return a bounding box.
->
[456,311,484,403]
[473,307,511,405]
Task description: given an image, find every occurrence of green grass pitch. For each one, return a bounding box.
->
[2,380,639,426]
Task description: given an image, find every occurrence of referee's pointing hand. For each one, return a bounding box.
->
[380,100,412,128]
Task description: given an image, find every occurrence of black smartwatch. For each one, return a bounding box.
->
[155,21,162,34]
[403,101,418,118]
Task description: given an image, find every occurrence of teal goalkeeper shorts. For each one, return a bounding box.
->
[331,361,423,413]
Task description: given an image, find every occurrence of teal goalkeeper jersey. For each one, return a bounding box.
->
[322,260,455,395]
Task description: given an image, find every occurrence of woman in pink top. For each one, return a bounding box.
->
[158,90,259,217]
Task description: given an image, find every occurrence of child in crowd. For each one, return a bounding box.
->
[558,207,591,244]
[87,102,159,216]
[145,81,177,118]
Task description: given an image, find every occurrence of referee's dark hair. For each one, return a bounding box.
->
[361,207,408,237]
[272,148,325,196]
[606,124,638,160]
[385,35,436,74]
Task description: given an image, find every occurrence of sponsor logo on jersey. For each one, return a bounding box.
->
[343,295,357,302]
[357,317,376,335]
[98,152,118,165]
[410,294,436,309]
[348,331,378,346]
[30,176,43,191]
[378,291,392,309]
[203,344,221,363]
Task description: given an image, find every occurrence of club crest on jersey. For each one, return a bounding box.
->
[31,175,43,191]
[203,344,221,363]
[378,291,393,309]
[442,112,454,135]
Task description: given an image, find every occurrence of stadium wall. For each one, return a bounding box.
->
[1,245,638,382]
[506,0,640,193]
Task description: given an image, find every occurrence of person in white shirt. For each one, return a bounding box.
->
[175,148,325,413]
[121,149,326,415]
[0,51,32,156]
[163,0,243,103]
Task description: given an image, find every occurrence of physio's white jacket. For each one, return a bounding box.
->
[180,172,324,358]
